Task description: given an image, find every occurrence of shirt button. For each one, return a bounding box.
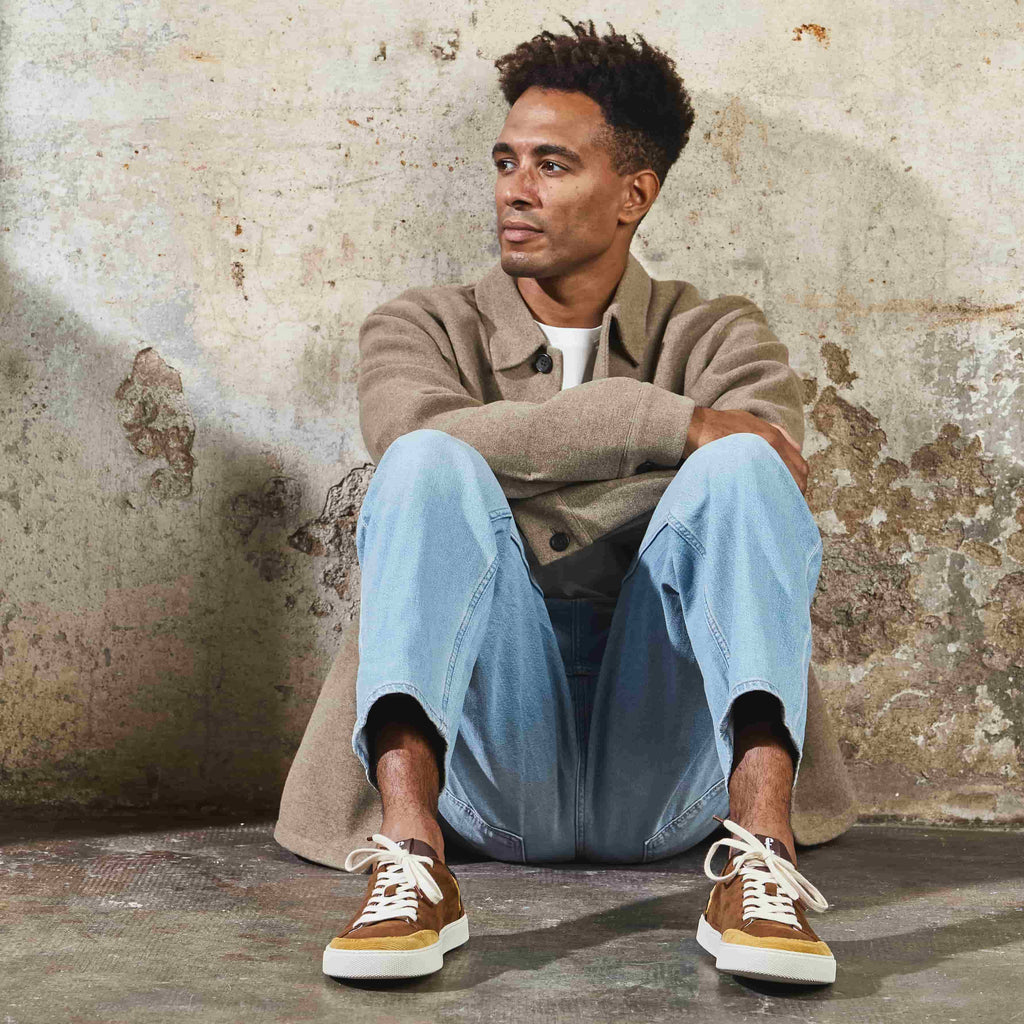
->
[533,352,553,373]
[549,531,569,551]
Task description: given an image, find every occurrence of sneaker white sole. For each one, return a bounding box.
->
[322,914,469,980]
[696,914,836,984]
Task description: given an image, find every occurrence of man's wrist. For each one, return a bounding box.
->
[681,406,704,462]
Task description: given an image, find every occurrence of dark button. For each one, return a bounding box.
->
[533,351,553,373]
[549,531,569,551]
[636,460,656,473]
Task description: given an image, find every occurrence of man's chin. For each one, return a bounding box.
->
[499,249,547,277]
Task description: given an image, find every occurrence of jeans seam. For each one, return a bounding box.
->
[572,597,581,674]
[573,675,586,857]
[703,585,731,666]
[664,513,730,667]
[804,538,823,575]
[668,513,707,559]
[442,553,500,716]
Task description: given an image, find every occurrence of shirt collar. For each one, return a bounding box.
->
[476,252,653,371]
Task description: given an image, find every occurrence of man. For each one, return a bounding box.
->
[298,18,843,987]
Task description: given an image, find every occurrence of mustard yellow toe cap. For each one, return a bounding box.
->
[722,929,833,957]
[329,929,440,952]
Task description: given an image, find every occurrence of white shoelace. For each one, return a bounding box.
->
[343,833,444,928]
[703,818,829,927]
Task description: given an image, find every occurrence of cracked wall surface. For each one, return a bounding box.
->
[0,1,1021,822]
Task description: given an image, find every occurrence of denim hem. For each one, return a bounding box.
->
[351,680,451,792]
[718,678,807,789]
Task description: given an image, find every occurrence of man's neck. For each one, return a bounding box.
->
[514,254,627,329]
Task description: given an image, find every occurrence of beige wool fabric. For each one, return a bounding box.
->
[274,252,858,868]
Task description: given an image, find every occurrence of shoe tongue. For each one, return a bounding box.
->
[752,834,794,865]
[392,837,441,862]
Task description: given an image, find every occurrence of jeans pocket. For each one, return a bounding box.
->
[439,788,526,864]
[642,777,729,863]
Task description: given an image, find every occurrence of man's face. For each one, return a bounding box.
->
[492,86,630,278]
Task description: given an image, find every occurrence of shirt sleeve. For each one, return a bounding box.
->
[357,307,696,501]
[685,304,806,451]
[509,303,808,565]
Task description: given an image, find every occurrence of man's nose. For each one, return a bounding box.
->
[500,165,539,206]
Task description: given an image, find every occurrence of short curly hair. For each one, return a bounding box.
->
[494,16,695,186]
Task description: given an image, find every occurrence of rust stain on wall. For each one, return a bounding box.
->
[792,24,830,47]
[115,348,195,500]
[791,288,1022,329]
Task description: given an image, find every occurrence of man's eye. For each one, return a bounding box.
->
[494,159,564,172]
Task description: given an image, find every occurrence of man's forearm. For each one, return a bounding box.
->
[360,365,697,500]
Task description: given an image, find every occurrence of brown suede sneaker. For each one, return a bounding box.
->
[696,816,835,984]
[322,833,468,979]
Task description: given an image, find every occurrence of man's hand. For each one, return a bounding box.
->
[683,407,809,495]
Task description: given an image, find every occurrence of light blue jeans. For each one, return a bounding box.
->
[352,428,823,865]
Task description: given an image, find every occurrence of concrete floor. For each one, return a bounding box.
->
[1,818,1022,1023]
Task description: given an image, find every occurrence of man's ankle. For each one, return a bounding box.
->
[380,817,446,862]
[731,817,796,866]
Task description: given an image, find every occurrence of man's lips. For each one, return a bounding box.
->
[502,224,543,242]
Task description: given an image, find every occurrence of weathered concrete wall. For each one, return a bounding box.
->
[1,2,1021,821]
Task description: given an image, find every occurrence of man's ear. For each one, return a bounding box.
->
[620,169,660,227]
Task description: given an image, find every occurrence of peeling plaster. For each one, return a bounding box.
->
[286,464,373,625]
[114,348,195,501]
[807,359,1022,809]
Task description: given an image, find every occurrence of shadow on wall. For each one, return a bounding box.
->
[0,90,1021,816]
[0,259,364,816]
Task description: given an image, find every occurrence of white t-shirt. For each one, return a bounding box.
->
[533,319,602,389]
